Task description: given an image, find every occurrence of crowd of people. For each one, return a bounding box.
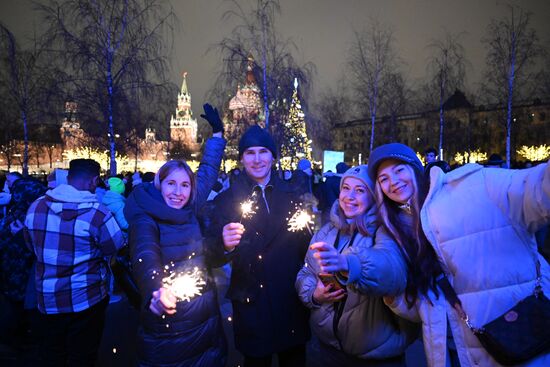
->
[0,104,549,367]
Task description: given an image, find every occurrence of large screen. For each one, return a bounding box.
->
[323,150,345,173]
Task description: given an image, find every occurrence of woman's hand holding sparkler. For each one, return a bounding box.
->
[150,287,177,316]
[310,242,348,273]
[223,222,245,252]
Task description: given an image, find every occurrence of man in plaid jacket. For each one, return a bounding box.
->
[25,159,125,367]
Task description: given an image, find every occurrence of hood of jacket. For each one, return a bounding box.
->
[124,182,194,225]
[43,183,99,221]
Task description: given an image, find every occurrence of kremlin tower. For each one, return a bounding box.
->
[170,72,199,153]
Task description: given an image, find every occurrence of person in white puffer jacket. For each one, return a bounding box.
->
[367,143,550,367]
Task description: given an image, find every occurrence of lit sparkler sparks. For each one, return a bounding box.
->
[287,208,313,235]
[162,267,206,302]
[240,192,258,222]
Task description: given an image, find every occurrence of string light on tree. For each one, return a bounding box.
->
[516,145,550,162]
[280,78,312,170]
[454,150,488,165]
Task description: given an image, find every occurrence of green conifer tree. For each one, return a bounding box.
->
[280,78,312,169]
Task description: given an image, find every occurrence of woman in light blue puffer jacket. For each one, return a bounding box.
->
[296,165,418,367]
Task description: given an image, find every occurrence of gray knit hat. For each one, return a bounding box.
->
[367,143,423,181]
[340,165,374,194]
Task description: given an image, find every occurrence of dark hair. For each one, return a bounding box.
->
[7,171,23,187]
[7,171,23,179]
[142,172,155,183]
[424,147,437,155]
[68,159,100,178]
[375,163,441,308]
[154,160,196,206]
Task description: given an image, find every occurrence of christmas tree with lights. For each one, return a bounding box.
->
[280,78,312,170]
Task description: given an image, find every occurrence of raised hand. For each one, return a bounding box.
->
[200,103,224,134]
[310,242,348,273]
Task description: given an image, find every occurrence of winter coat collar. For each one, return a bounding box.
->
[228,170,298,250]
[427,163,483,198]
[124,182,194,225]
[232,169,292,198]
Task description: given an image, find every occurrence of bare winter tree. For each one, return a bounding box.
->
[426,31,467,160]
[481,5,543,167]
[539,71,550,100]
[38,0,178,175]
[208,0,315,138]
[347,20,396,153]
[535,51,550,99]
[0,24,60,175]
[380,71,411,142]
[313,78,353,152]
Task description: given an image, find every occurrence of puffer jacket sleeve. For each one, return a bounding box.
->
[484,161,550,233]
[128,213,163,309]
[343,226,408,297]
[194,137,226,210]
[383,294,421,323]
[107,197,129,231]
[295,226,328,309]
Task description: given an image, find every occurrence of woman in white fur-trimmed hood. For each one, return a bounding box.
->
[368,142,550,367]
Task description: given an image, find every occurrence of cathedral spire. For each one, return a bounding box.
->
[246,53,256,86]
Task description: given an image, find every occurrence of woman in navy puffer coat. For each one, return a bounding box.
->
[124,107,227,367]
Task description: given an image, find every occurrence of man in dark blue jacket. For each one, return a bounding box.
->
[206,125,310,367]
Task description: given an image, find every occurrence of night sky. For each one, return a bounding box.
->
[1,0,549,119]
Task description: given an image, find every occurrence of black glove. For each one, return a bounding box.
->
[200,103,224,134]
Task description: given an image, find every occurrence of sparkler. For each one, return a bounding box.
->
[162,267,206,302]
[287,208,314,235]
[239,192,258,222]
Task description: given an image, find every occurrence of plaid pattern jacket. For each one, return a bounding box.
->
[25,184,125,314]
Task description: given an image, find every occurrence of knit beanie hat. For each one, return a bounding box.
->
[238,125,277,158]
[297,159,312,171]
[340,165,374,194]
[367,143,423,181]
[108,177,125,195]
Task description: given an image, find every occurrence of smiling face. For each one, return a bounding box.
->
[376,159,416,204]
[160,168,191,209]
[339,177,372,219]
[241,146,274,185]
